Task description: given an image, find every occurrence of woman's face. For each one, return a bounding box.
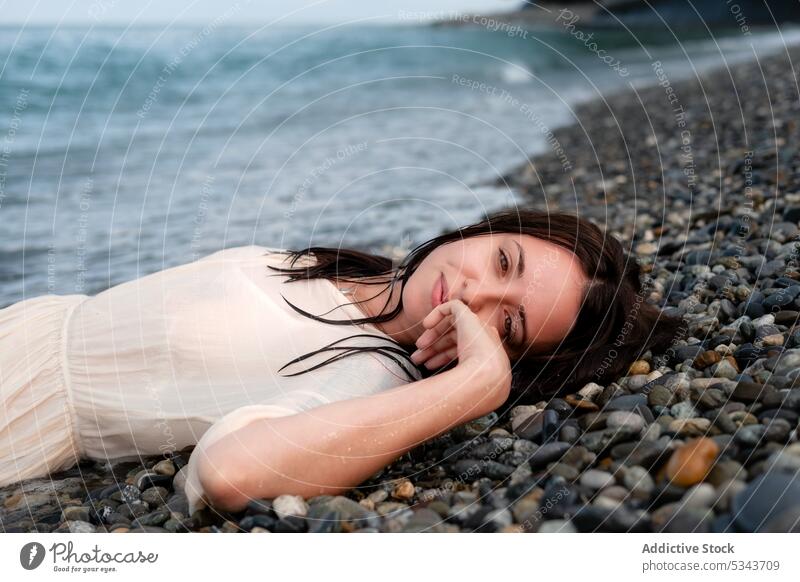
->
[395,233,589,359]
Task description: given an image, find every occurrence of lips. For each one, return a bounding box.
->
[432,272,448,308]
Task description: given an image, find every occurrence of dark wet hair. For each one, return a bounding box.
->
[265,208,684,404]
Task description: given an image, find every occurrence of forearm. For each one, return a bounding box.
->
[198,362,505,512]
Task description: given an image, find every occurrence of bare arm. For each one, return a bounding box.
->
[196,359,509,513]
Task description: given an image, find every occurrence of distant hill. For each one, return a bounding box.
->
[433,0,800,30]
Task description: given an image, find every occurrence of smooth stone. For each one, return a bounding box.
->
[513,409,560,444]
[670,401,699,420]
[611,439,672,468]
[272,494,309,519]
[605,394,648,411]
[711,359,740,379]
[734,424,767,447]
[140,487,169,507]
[547,462,580,481]
[165,493,189,516]
[152,459,176,477]
[680,483,717,509]
[691,387,727,410]
[674,345,706,363]
[732,381,769,402]
[579,470,616,491]
[538,480,579,520]
[62,506,90,522]
[622,465,655,498]
[559,424,581,443]
[761,333,785,347]
[668,418,712,437]
[707,459,746,486]
[732,470,800,532]
[625,374,651,391]
[766,449,800,473]
[665,437,720,487]
[606,411,646,433]
[578,382,604,401]
[308,496,379,529]
[392,479,416,501]
[132,509,170,527]
[694,350,722,369]
[648,385,674,407]
[580,426,640,453]
[528,442,571,469]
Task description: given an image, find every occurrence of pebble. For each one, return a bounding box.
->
[665,438,720,487]
[606,411,646,433]
[680,483,717,509]
[580,470,616,491]
[391,479,415,501]
[272,494,309,519]
[731,469,800,532]
[578,382,604,401]
[622,466,655,499]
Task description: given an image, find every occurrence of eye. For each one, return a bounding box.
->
[498,248,510,273]
[498,248,519,345]
[503,313,515,344]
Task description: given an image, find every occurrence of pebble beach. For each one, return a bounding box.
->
[3,38,800,534]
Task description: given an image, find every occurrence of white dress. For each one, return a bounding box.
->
[0,245,421,516]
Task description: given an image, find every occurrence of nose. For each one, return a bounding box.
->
[461,278,513,316]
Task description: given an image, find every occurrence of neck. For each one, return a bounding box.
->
[337,274,417,349]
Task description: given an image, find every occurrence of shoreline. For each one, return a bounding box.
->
[498,41,800,248]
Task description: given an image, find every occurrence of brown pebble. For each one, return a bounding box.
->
[693,350,721,369]
[392,479,416,500]
[668,418,712,437]
[665,437,720,487]
[729,410,759,427]
[628,360,650,375]
[723,356,740,373]
[565,394,600,411]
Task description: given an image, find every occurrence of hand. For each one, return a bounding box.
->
[410,299,512,400]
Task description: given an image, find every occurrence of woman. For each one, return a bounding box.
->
[0,209,681,516]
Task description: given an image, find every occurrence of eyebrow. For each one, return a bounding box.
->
[512,239,528,348]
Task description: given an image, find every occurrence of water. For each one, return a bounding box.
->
[1,21,798,305]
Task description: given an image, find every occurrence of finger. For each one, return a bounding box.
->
[413,332,457,364]
[425,346,458,369]
[416,314,456,349]
[422,299,464,329]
